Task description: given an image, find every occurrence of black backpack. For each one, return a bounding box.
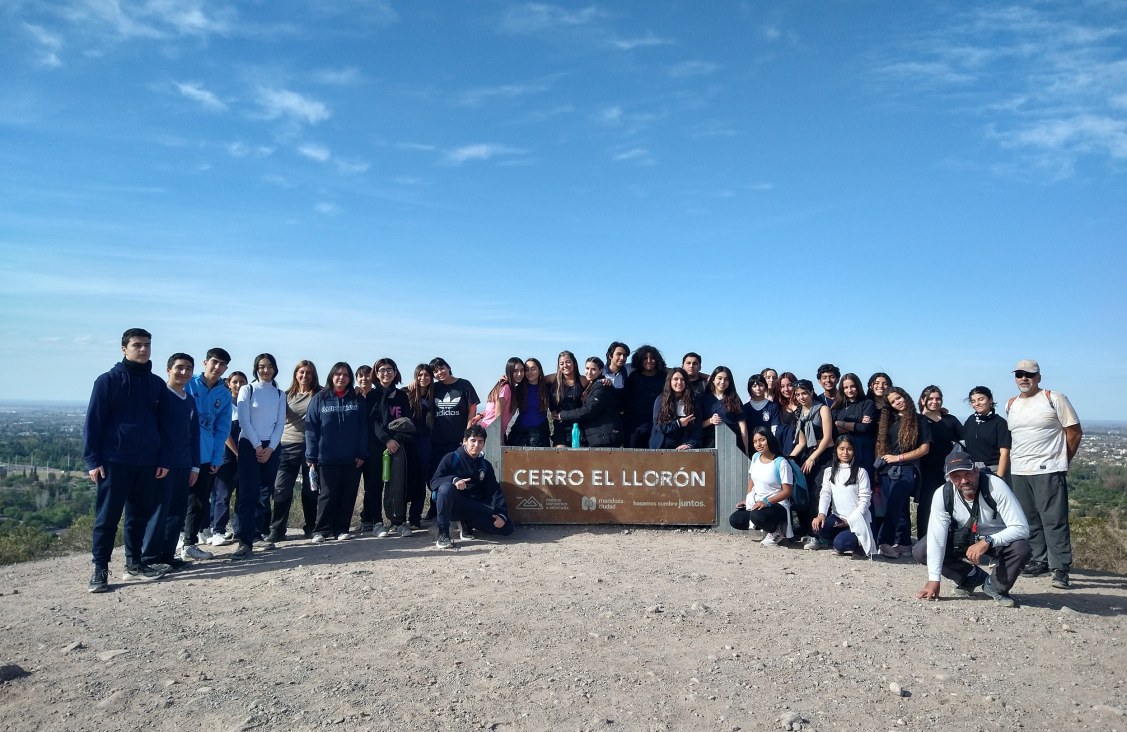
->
[942,471,996,559]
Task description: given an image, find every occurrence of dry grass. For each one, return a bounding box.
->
[1072,511,1127,574]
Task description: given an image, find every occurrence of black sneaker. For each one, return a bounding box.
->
[230,543,252,560]
[253,538,275,550]
[458,522,475,541]
[123,563,168,581]
[952,567,988,597]
[1051,570,1071,589]
[1021,561,1050,578]
[435,532,454,550]
[88,568,109,593]
[982,576,1016,607]
[162,557,188,572]
[266,532,285,543]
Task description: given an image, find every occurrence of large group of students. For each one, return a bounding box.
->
[83,329,1083,607]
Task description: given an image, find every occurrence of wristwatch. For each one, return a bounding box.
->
[983,535,995,547]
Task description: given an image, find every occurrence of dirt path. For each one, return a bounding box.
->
[1,526,1125,732]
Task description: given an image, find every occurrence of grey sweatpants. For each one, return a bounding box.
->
[1011,471,1072,570]
[912,538,1032,594]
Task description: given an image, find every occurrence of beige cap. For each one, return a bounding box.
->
[1013,359,1040,374]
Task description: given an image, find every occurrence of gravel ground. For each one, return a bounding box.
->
[1,525,1126,732]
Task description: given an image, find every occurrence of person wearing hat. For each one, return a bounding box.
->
[912,448,1031,607]
[1006,359,1082,589]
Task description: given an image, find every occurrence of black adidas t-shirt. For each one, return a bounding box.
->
[432,378,480,444]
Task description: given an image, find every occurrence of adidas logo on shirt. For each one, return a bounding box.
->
[436,394,461,417]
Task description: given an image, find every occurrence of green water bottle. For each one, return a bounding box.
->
[382,449,391,481]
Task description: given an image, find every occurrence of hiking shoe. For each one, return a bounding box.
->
[952,567,988,597]
[159,557,187,572]
[266,532,285,544]
[878,544,901,559]
[310,534,328,544]
[337,532,354,541]
[199,527,213,542]
[230,543,252,560]
[123,563,167,581]
[458,522,475,541]
[983,576,1016,607]
[253,538,275,550]
[409,523,423,532]
[180,544,213,560]
[208,533,234,547]
[436,532,454,550]
[1051,570,1071,589]
[376,524,391,538]
[357,522,374,535]
[88,568,109,593]
[760,532,783,547]
[397,523,412,538]
[1021,561,1050,577]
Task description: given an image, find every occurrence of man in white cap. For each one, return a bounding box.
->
[1006,359,1082,589]
[913,448,1031,607]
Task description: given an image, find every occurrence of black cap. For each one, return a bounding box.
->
[944,448,975,477]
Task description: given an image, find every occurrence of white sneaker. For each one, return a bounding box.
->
[801,536,819,551]
[397,523,412,538]
[199,527,213,542]
[375,524,391,538]
[311,534,328,544]
[337,532,354,541]
[180,544,214,560]
[760,532,783,547]
[208,533,234,547]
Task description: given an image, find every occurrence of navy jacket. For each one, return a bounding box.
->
[165,389,201,470]
[305,390,370,465]
[649,395,702,449]
[558,381,623,448]
[742,399,781,431]
[83,359,173,469]
[431,446,509,516]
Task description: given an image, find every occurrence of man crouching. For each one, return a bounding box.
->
[430,424,514,549]
[914,448,1031,607]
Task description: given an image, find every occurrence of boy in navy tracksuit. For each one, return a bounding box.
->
[83,328,173,593]
[429,424,513,548]
[183,347,231,555]
[305,370,369,540]
[137,353,201,571]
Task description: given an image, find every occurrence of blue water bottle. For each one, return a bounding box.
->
[571,422,580,448]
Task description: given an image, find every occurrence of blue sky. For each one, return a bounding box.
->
[1,0,1125,420]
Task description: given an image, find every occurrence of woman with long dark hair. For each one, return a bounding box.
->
[788,379,834,540]
[830,372,878,480]
[623,345,668,448]
[874,386,932,558]
[509,358,551,447]
[479,357,525,443]
[917,385,964,538]
[867,372,893,413]
[649,368,701,450]
[269,360,321,541]
[700,366,749,454]
[407,363,435,528]
[760,368,778,400]
[554,356,623,448]
[729,427,794,546]
[963,386,1011,480]
[773,371,800,456]
[366,358,421,538]
[306,362,368,542]
[547,350,587,447]
[233,354,287,559]
[810,435,875,556]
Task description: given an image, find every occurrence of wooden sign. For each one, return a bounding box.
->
[501,448,716,525]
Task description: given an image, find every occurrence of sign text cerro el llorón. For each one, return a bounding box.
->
[501,448,716,525]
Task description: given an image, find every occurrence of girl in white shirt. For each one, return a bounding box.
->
[810,435,875,557]
[728,427,794,547]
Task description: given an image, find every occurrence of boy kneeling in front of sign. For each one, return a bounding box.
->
[430,424,514,549]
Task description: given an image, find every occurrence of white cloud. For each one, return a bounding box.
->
[612,147,654,165]
[444,143,527,165]
[312,0,397,25]
[61,0,235,40]
[311,67,364,86]
[314,201,340,215]
[667,61,720,79]
[24,23,63,68]
[992,115,1127,160]
[263,174,292,187]
[689,119,737,138]
[460,83,550,106]
[595,106,623,125]
[226,141,273,157]
[393,176,422,185]
[398,142,438,152]
[334,158,370,174]
[255,87,331,125]
[297,143,332,162]
[174,81,226,111]
[611,32,675,50]
[500,3,606,34]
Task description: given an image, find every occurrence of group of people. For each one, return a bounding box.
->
[82,330,1083,608]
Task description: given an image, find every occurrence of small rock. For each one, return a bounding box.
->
[1062,624,1074,633]
[896,719,906,726]
[96,690,127,709]
[841,641,849,648]
[62,641,85,654]
[934,673,951,681]
[1058,606,1078,616]
[983,695,995,703]
[889,682,905,697]
[196,686,213,694]
[645,605,662,614]
[97,649,127,662]
[779,711,801,728]
[1094,705,1126,717]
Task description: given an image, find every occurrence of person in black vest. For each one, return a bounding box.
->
[554,356,624,448]
[430,424,514,549]
[913,449,1031,607]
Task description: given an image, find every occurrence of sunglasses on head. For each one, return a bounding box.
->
[1014,370,1038,379]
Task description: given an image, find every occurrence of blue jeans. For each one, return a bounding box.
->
[236,439,281,546]
[91,462,160,570]
[813,514,860,553]
[877,467,916,546]
[212,460,237,534]
[434,481,515,537]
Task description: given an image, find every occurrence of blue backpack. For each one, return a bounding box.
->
[753,452,809,510]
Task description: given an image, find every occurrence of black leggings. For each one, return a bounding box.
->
[313,463,362,537]
[729,504,788,534]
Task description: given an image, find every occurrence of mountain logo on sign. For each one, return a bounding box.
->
[516,496,543,510]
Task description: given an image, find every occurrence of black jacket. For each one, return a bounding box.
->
[431,446,509,515]
[367,384,413,447]
[559,381,623,448]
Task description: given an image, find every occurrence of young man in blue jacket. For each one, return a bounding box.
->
[429,424,513,549]
[183,347,231,558]
[137,353,201,573]
[83,328,173,593]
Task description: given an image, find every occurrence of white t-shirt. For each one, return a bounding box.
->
[747,454,794,508]
[1007,389,1080,475]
